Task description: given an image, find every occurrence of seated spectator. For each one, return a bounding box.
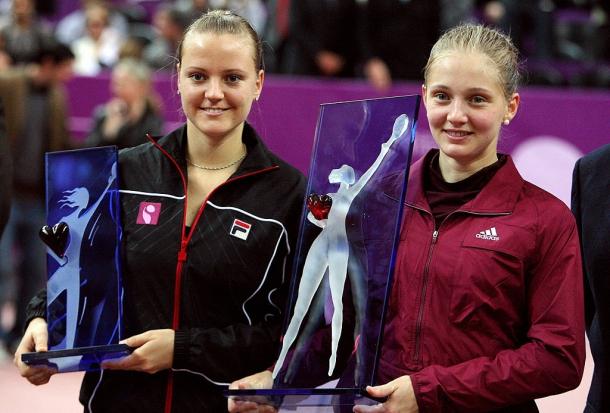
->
[175,0,209,23]
[356,0,441,89]
[209,0,267,34]
[118,36,145,61]
[0,0,53,66]
[86,58,164,149]
[55,0,128,46]
[71,2,124,76]
[144,5,191,70]
[283,0,359,79]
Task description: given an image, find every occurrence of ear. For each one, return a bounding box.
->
[421,84,428,108]
[255,69,264,100]
[505,92,520,123]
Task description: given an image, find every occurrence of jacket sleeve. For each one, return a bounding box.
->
[410,208,585,412]
[171,172,307,383]
[24,289,47,331]
[571,158,596,331]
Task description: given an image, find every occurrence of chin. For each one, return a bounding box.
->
[439,142,472,158]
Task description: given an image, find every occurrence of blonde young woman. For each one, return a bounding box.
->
[15,10,305,412]
[229,24,584,413]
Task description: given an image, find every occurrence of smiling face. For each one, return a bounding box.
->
[423,51,519,172]
[177,32,263,144]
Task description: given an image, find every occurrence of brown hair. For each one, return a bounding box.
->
[423,24,521,100]
[176,9,263,71]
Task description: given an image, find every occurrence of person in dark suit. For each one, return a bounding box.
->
[571,143,610,413]
[0,99,11,237]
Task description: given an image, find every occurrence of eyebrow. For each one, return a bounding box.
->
[183,66,249,74]
[428,84,493,94]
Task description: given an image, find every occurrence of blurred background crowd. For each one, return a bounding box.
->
[1,0,610,359]
[0,0,610,88]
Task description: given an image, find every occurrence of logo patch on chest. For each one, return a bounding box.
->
[475,226,500,241]
[136,202,162,225]
[230,219,252,240]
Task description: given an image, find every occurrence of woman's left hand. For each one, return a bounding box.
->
[102,329,175,374]
[353,375,419,413]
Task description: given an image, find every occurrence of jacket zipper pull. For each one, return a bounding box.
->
[432,229,439,244]
[178,240,188,262]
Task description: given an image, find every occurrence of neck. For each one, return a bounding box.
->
[438,151,498,183]
[186,121,246,167]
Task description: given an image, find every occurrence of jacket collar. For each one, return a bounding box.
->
[407,149,524,215]
[150,122,278,177]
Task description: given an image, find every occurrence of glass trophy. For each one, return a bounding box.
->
[227,95,420,408]
[21,146,131,372]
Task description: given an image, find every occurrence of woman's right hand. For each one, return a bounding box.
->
[13,317,57,385]
[228,370,277,413]
[102,98,129,140]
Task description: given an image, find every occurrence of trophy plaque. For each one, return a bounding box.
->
[22,146,131,372]
[227,95,420,408]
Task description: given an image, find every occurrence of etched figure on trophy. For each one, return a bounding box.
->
[45,163,117,360]
[226,95,420,407]
[274,114,410,382]
[22,147,129,372]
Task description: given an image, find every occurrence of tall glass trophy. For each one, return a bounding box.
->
[227,95,420,408]
[21,146,131,372]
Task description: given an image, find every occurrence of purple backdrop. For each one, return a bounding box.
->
[67,74,610,205]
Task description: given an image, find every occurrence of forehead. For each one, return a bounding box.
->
[112,69,137,82]
[427,51,503,92]
[181,31,255,68]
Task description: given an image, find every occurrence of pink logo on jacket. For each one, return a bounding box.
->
[137,202,162,225]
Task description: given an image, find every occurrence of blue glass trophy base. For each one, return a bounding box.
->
[21,344,133,370]
[225,387,384,408]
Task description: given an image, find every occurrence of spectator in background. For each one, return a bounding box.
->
[258,0,290,73]
[176,0,267,33]
[477,1,525,54]
[0,0,53,66]
[283,0,358,79]
[597,0,610,61]
[0,41,74,354]
[208,0,267,34]
[571,144,610,413]
[55,0,128,46]
[440,0,475,29]
[176,0,209,23]
[86,58,163,149]
[356,0,441,90]
[144,4,191,71]
[118,36,145,61]
[71,2,124,76]
[0,99,10,239]
[0,99,11,361]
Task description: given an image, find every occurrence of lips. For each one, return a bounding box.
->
[444,129,471,138]
[201,107,229,114]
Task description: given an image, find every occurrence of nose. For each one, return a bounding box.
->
[205,78,224,101]
[447,99,467,125]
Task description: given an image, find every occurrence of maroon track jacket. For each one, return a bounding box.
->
[380,151,585,412]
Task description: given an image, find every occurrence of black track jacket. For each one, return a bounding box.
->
[28,123,306,412]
